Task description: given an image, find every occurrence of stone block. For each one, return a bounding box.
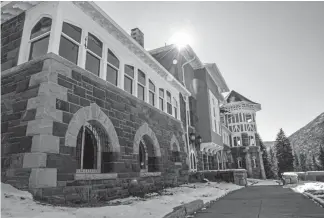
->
[29,168,57,188]
[38,82,68,101]
[31,135,60,154]
[26,119,53,136]
[23,152,47,168]
[36,106,63,122]
[52,121,68,137]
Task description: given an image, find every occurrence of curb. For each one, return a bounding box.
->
[303,192,324,208]
[162,188,243,218]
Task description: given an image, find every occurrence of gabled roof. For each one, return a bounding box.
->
[224,90,259,105]
[204,63,230,93]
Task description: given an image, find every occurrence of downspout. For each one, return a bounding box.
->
[181,55,196,170]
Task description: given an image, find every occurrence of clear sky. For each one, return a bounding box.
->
[96,1,324,141]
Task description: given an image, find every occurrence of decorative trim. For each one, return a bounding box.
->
[75,173,117,180]
[140,171,161,177]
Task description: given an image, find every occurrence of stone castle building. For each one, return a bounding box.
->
[1,1,264,203]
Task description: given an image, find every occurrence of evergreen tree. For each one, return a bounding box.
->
[275,128,294,178]
[299,152,307,172]
[319,146,324,170]
[294,151,301,172]
[268,147,278,179]
[256,133,274,179]
[312,155,319,171]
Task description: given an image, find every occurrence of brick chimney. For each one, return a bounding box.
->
[131,28,144,48]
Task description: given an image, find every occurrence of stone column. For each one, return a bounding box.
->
[245,151,253,177]
[258,151,266,179]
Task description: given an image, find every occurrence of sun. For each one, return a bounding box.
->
[169,31,192,49]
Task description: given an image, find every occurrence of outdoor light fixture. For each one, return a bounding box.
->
[189,133,196,142]
[197,135,202,144]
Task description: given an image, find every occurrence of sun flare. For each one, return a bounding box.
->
[169,31,192,49]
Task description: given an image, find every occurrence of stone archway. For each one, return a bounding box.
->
[133,122,161,157]
[65,103,120,153]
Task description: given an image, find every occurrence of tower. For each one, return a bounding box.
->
[221,91,266,179]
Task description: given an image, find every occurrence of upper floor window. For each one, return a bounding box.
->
[159,88,164,111]
[173,97,178,119]
[149,80,155,106]
[124,65,134,94]
[29,17,52,60]
[85,33,102,76]
[137,70,146,101]
[59,22,82,64]
[233,136,241,147]
[246,113,252,123]
[106,49,119,86]
[166,91,172,115]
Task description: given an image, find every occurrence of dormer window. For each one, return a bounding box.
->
[29,17,52,60]
[137,70,146,101]
[85,33,102,76]
[106,49,119,86]
[59,22,82,64]
[124,65,134,94]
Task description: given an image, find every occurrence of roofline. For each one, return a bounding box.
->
[149,44,204,70]
[204,63,230,93]
[86,2,191,96]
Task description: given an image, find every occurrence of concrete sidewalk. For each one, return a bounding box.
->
[194,185,324,218]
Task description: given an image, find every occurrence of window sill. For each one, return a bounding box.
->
[174,162,182,166]
[75,173,117,180]
[140,171,161,177]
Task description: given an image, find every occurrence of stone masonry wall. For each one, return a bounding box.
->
[1,12,25,71]
[1,53,189,204]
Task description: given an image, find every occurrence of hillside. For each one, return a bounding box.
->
[288,112,324,164]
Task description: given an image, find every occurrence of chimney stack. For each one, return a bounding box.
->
[131,28,144,48]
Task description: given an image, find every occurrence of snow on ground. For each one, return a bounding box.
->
[1,182,242,218]
[292,182,324,194]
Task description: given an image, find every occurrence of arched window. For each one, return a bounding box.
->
[138,135,159,172]
[137,69,146,101]
[106,49,119,86]
[190,153,197,170]
[149,80,155,106]
[173,97,178,119]
[166,91,172,115]
[159,88,164,111]
[85,33,102,76]
[124,65,134,94]
[59,22,82,64]
[237,158,242,168]
[252,156,257,168]
[76,121,108,173]
[29,17,52,60]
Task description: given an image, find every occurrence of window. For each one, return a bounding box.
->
[124,65,134,94]
[106,49,119,86]
[190,153,197,170]
[249,136,255,146]
[252,156,257,168]
[149,80,155,106]
[166,91,172,115]
[246,113,252,123]
[139,141,146,170]
[173,97,178,119]
[237,158,242,168]
[137,70,146,101]
[75,122,108,173]
[233,136,241,147]
[85,33,102,76]
[159,88,164,111]
[209,90,220,134]
[29,17,52,60]
[59,22,81,64]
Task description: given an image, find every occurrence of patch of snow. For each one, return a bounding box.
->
[1,182,242,218]
[247,179,279,186]
[292,182,324,193]
[282,172,298,176]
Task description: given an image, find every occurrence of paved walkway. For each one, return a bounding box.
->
[194,185,324,218]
